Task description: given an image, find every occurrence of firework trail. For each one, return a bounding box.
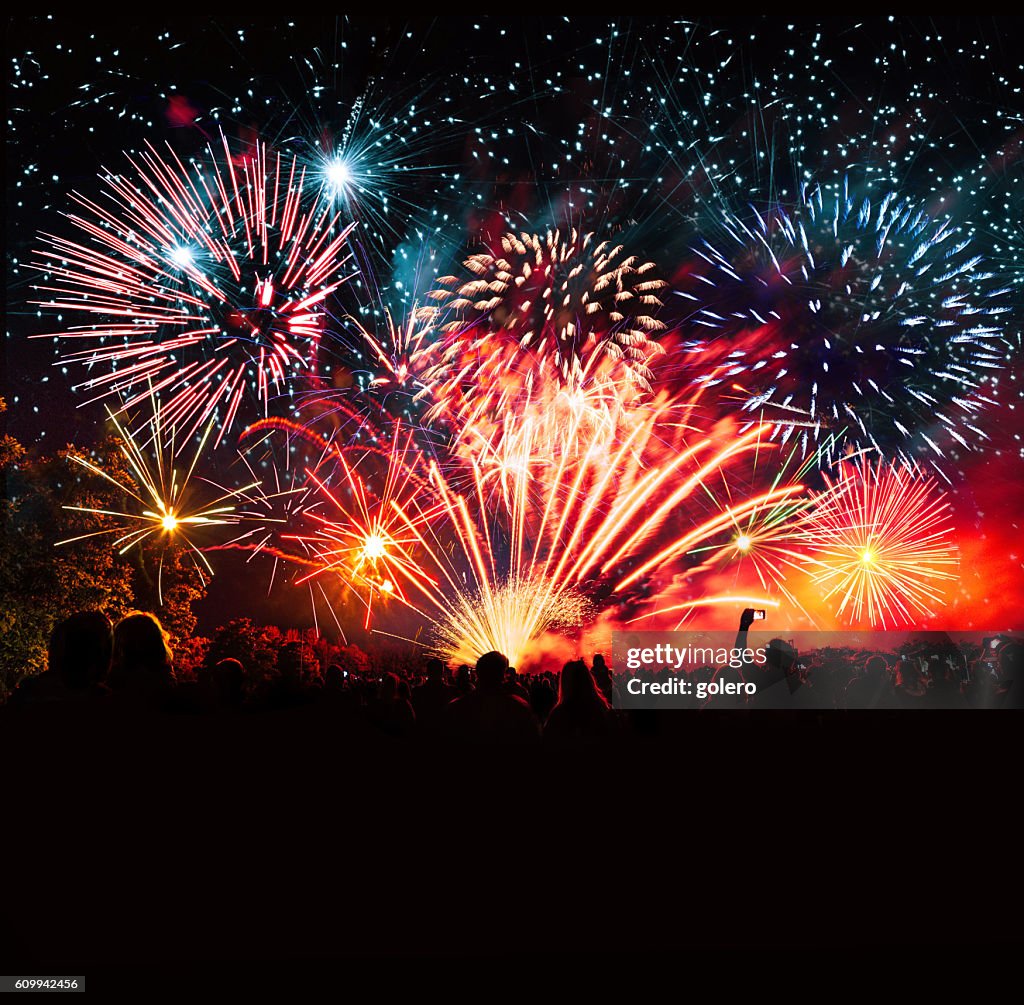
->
[438,346,654,512]
[679,178,1009,471]
[625,596,782,626]
[58,403,263,602]
[212,422,331,597]
[31,135,356,443]
[232,413,442,630]
[233,370,808,666]
[286,425,443,630]
[800,456,959,628]
[317,304,440,431]
[679,431,840,618]
[392,395,807,667]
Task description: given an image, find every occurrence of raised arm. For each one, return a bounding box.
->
[735,607,756,652]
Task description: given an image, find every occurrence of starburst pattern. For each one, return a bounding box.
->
[682,179,1009,470]
[800,456,959,627]
[32,136,355,442]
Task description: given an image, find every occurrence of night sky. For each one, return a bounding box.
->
[5,17,1022,640]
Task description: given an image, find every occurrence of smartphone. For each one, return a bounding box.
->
[343,671,349,678]
[753,610,766,621]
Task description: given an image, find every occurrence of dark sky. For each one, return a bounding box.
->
[5,17,1022,637]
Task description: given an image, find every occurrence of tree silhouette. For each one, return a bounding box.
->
[0,401,135,692]
[0,399,209,696]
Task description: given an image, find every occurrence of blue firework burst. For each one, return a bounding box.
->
[679,178,1011,473]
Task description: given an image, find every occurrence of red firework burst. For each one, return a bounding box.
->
[31,134,355,443]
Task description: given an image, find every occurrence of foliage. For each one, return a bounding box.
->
[173,635,211,680]
[133,538,208,647]
[0,422,136,692]
[0,399,209,695]
[205,618,284,682]
[277,638,322,684]
[331,645,370,676]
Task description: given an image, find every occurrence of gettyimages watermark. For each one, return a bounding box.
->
[611,630,1022,710]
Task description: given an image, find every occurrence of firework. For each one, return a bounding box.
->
[57,405,262,601]
[6,16,1022,652]
[322,305,440,432]
[417,228,668,400]
[31,135,356,443]
[443,349,652,512]
[680,433,840,616]
[626,596,782,626]
[800,456,959,627]
[356,307,434,394]
[426,577,593,670]
[235,416,442,630]
[680,179,1009,470]
[232,399,600,661]
[392,457,597,669]
[389,391,807,666]
[211,421,333,598]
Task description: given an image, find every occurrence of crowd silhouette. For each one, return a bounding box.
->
[3,605,1022,974]
[3,607,1022,732]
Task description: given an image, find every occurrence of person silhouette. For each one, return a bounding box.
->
[544,660,616,739]
[590,653,613,704]
[367,672,416,736]
[504,665,530,702]
[9,610,112,708]
[844,654,894,709]
[446,651,540,741]
[107,611,176,711]
[733,608,797,708]
[529,676,557,722]
[203,658,246,711]
[412,657,455,732]
[997,641,1023,709]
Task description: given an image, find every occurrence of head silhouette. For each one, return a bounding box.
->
[476,651,509,691]
[558,659,608,707]
[894,657,921,689]
[48,611,113,689]
[865,654,888,676]
[110,612,173,690]
[999,641,1022,683]
[212,658,245,704]
[766,638,797,676]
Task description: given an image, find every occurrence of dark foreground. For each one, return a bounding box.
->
[2,708,1021,989]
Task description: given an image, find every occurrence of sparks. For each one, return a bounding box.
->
[241,417,443,631]
[31,134,356,443]
[417,227,668,404]
[325,157,354,191]
[386,384,807,666]
[56,399,262,603]
[800,456,960,627]
[683,177,1008,471]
